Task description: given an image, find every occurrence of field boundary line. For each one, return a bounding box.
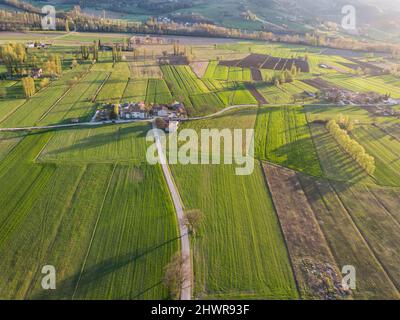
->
[330,181,400,294]
[33,132,54,163]
[367,188,400,231]
[259,160,301,298]
[72,164,117,299]
[0,99,27,125]
[38,69,92,123]
[23,165,87,299]
[92,72,111,102]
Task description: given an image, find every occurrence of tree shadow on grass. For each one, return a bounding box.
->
[40,123,150,159]
[31,235,181,300]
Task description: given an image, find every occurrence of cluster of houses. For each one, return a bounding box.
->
[364,105,400,118]
[26,42,51,49]
[129,35,167,46]
[323,88,398,106]
[94,101,187,132]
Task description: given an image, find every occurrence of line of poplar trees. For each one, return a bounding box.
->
[326,120,375,175]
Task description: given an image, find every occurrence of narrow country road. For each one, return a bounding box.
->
[152,123,192,300]
[0,103,381,132]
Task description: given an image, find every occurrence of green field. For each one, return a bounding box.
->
[0,64,91,128]
[1,34,400,300]
[309,123,372,183]
[323,74,400,99]
[96,62,130,104]
[351,125,400,187]
[298,175,400,299]
[169,108,298,298]
[304,105,372,124]
[0,126,178,299]
[38,122,150,164]
[161,65,226,116]
[39,71,107,125]
[255,105,322,176]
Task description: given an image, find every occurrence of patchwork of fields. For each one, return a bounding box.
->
[1,35,400,300]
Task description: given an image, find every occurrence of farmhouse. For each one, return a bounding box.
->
[120,102,149,119]
[152,104,169,117]
[95,101,187,122]
[322,88,391,105]
[129,35,166,49]
[31,68,43,79]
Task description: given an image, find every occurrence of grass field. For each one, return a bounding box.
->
[309,123,372,183]
[0,131,25,161]
[304,105,372,124]
[39,71,107,125]
[351,125,400,187]
[298,175,400,299]
[255,106,322,176]
[161,65,226,115]
[0,64,91,128]
[323,74,400,99]
[332,182,400,291]
[128,60,163,79]
[96,62,130,104]
[71,164,179,300]
[123,78,173,105]
[0,126,178,299]
[170,108,298,298]
[38,122,150,164]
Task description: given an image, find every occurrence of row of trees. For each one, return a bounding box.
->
[80,42,99,61]
[338,114,355,132]
[326,120,375,175]
[270,66,300,86]
[43,54,62,77]
[112,44,123,62]
[0,43,27,75]
[2,5,400,55]
[21,76,35,98]
[0,42,63,77]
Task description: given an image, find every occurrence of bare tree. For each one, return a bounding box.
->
[163,252,185,299]
[184,209,203,236]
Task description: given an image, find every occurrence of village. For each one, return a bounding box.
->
[322,88,400,107]
[93,100,187,132]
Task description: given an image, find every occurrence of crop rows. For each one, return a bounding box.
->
[39,71,107,125]
[169,110,297,298]
[0,66,90,128]
[96,62,131,103]
[162,65,226,115]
